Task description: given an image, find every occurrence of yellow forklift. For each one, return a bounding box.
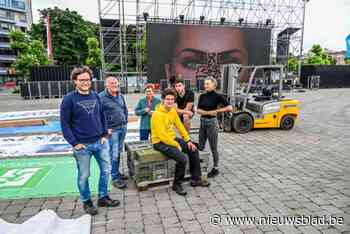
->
[222,64,300,134]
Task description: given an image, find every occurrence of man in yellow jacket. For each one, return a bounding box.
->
[151,88,210,196]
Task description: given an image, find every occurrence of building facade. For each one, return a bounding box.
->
[326,50,347,65]
[0,0,32,80]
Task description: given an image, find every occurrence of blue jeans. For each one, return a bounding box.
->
[72,139,110,202]
[139,129,151,141]
[108,126,127,182]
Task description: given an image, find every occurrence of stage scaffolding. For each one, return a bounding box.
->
[97,0,308,87]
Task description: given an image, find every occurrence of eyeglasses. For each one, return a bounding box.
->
[77,79,91,83]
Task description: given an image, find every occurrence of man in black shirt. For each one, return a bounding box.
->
[197,77,233,177]
[174,78,195,132]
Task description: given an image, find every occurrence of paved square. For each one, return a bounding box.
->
[0,89,349,233]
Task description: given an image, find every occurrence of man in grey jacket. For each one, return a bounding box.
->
[99,76,128,189]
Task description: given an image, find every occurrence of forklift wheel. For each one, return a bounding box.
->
[280,115,295,130]
[232,113,253,134]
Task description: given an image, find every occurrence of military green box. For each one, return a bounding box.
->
[132,147,171,183]
[125,141,153,176]
[128,143,211,185]
[134,148,168,163]
[134,159,172,183]
[125,140,150,152]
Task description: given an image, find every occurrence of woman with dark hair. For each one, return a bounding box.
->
[197,76,233,177]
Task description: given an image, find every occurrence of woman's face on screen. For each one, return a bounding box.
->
[165,25,248,83]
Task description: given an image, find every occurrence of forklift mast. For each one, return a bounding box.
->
[221,64,285,111]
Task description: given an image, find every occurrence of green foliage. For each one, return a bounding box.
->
[105,63,119,72]
[9,29,30,53]
[287,54,298,72]
[29,7,99,65]
[346,58,350,65]
[305,44,336,65]
[85,37,102,67]
[9,29,49,77]
[271,56,277,65]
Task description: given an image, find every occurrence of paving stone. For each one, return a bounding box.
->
[319,206,343,215]
[182,220,203,232]
[297,226,322,234]
[56,210,73,218]
[26,199,45,207]
[92,226,106,234]
[321,228,341,234]
[177,210,196,221]
[4,205,23,215]
[125,221,144,233]
[222,225,243,234]
[162,216,181,228]
[106,219,125,231]
[333,224,350,233]
[144,224,164,234]
[164,227,186,234]
[277,225,301,234]
[10,199,29,206]
[19,206,40,217]
[264,231,283,234]
[143,214,162,226]
[242,228,263,234]
[257,224,278,232]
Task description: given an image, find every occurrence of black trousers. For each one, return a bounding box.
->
[153,138,201,185]
[199,117,219,167]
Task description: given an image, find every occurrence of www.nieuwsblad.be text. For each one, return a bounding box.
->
[210,214,344,226]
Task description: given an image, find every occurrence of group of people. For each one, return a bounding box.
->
[60,66,232,215]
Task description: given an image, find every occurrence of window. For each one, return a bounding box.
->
[12,0,25,10]
[0,48,15,55]
[0,9,14,20]
[19,13,26,22]
[0,10,7,18]
[0,23,14,31]
[0,0,9,8]
[0,37,10,43]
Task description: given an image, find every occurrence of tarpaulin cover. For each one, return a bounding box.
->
[0,132,140,159]
[0,209,91,234]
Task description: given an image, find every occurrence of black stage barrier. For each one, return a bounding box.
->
[30,66,101,82]
[20,80,107,99]
[300,65,350,89]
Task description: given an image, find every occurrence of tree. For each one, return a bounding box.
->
[346,58,350,65]
[305,44,335,65]
[85,37,102,68]
[287,54,298,72]
[29,7,99,65]
[10,29,49,77]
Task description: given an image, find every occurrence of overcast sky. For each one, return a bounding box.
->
[32,0,350,52]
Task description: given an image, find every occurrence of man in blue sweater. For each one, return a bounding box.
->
[60,66,119,216]
[99,76,128,189]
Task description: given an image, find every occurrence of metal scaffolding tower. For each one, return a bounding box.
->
[97,0,308,85]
